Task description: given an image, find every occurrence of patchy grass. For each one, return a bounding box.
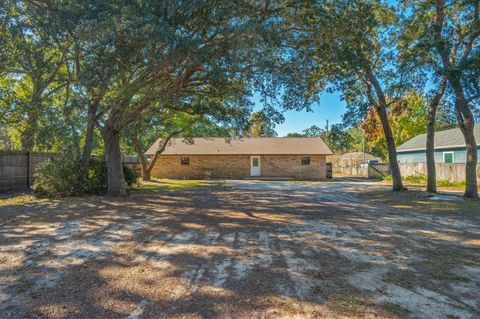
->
[313,267,392,318]
[320,277,372,317]
[380,302,413,319]
[330,297,372,317]
[135,178,221,192]
[464,239,480,247]
[436,179,466,187]
[0,179,217,206]
[360,188,480,215]
[381,175,468,190]
[383,269,419,290]
[1,179,478,318]
[0,194,48,207]
[420,246,475,281]
[383,247,472,292]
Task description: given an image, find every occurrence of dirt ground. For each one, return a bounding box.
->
[0,178,479,319]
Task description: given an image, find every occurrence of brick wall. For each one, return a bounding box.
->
[151,154,327,179]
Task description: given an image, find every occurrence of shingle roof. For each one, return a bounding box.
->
[397,124,480,152]
[146,137,333,155]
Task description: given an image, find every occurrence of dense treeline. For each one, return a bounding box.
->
[0,1,478,198]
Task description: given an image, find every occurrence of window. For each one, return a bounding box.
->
[252,157,259,167]
[301,156,310,165]
[443,152,454,163]
[181,156,190,165]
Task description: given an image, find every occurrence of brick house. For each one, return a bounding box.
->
[145,137,332,179]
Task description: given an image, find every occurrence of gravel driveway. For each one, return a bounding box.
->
[0,179,479,318]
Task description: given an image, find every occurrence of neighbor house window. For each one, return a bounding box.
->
[443,152,454,163]
[301,156,310,165]
[181,156,190,165]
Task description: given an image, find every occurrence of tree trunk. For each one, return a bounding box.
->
[432,1,478,198]
[139,127,189,181]
[21,106,39,151]
[426,103,437,193]
[376,105,404,191]
[103,125,127,197]
[461,124,478,198]
[426,77,447,193]
[453,94,478,199]
[132,135,150,181]
[21,82,45,151]
[449,77,478,198]
[139,156,150,181]
[147,153,158,178]
[80,102,97,180]
[366,71,404,191]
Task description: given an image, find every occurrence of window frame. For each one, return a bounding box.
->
[443,151,454,164]
[301,156,311,166]
[180,156,190,165]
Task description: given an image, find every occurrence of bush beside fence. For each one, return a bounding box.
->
[0,151,141,192]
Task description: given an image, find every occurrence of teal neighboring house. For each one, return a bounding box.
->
[397,124,480,163]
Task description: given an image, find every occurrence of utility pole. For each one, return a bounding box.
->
[363,135,366,163]
[325,119,329,134]
[362,127,368,163]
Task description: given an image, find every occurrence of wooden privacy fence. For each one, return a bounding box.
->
[368,163,391,178]
[334,163,391,179]
[399,162,480,183]
[0,151,55,191]
[0,151,142,192]
[334,161,479,183]
[121,155,142,175]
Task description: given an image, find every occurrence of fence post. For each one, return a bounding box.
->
[26,151,30,188]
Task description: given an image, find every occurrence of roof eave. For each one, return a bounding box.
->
[397,144,480,153]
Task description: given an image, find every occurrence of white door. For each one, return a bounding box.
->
[250,156,261,176]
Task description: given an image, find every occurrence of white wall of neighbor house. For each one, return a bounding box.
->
[397,148,480,164]
[395,148,480,182]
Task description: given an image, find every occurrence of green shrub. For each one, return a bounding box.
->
[123,165,139,188]
[84,157,108,195]
[382,175,392,182]
[381,174,465,188]
[382,174,426,184]
[403,174,427,184]
[33,154,138,198]
[436,179,465,187]
[33,156,82,197]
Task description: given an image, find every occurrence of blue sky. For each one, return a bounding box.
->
[250,0,397,137]
[253,91,348,137]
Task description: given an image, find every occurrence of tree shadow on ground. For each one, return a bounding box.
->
[0,180,479,318]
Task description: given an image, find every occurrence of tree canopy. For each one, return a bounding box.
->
[243,111,278,137]
[1,0,478,197]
